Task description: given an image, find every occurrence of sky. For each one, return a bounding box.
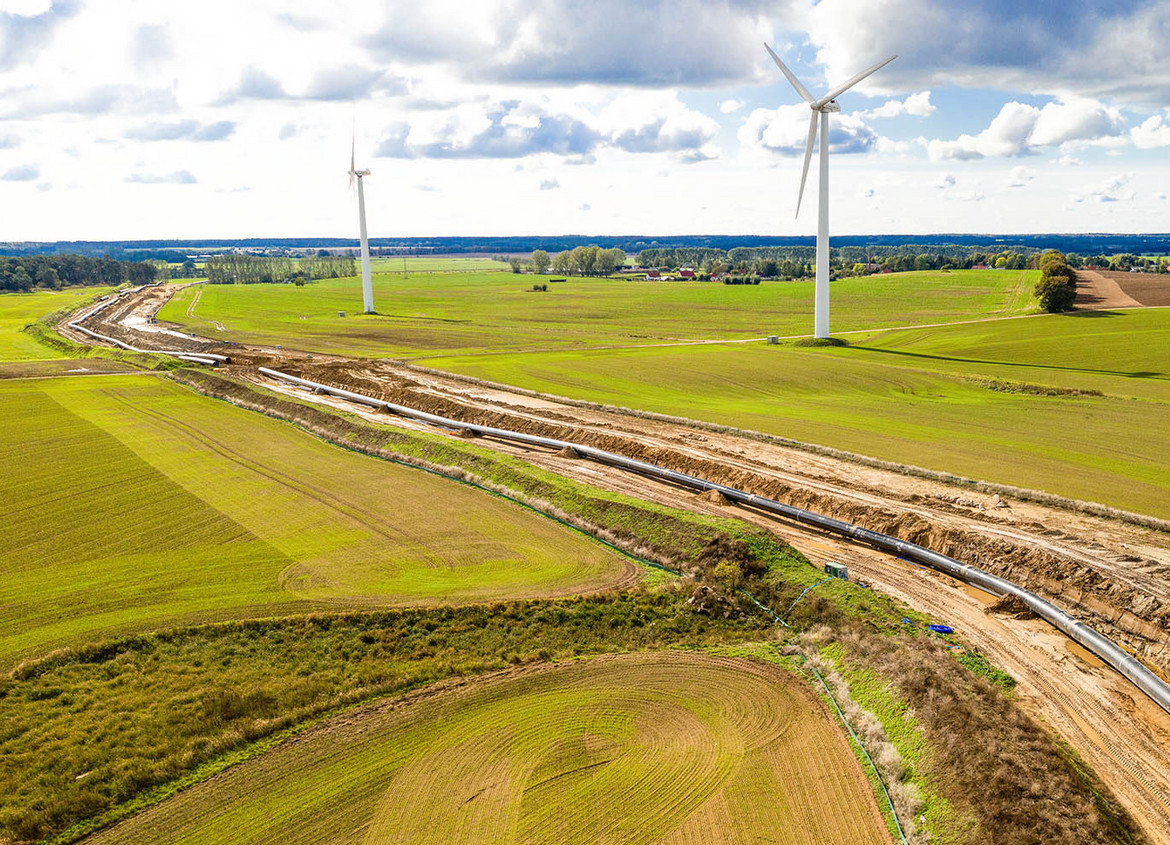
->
[1,0,1169,240]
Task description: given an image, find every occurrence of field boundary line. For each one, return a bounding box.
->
[802,653,911,845]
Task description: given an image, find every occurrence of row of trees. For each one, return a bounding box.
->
[0,255,168,292]
[205,254,355,285]
[512,246,628,277]
[1033,251,1077,312]
[633,246,1043,279]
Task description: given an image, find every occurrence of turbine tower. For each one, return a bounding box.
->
[348,137,374,314]
[765,45,896,339]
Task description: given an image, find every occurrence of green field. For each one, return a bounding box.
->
[425,309,1170,518]
[368,255,511,273]
[152,269,1170,516]
[0,374,632,667]
[158,268,1036,358]
[0,288,109,361]
[86,652,890,845]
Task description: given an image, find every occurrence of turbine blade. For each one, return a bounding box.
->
[764,43,814,104]
[796,110,818,218]
[349,134,356,189]
[815,55,897,108]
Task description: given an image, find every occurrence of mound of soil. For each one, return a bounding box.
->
[985,593,1037,620]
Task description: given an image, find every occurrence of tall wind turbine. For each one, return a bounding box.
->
[765,45,896,339]
[348,136,374,314]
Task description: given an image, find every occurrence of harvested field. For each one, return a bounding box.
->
[1096,270,1170,307]
[0,374,634,667]
[1074,270,1143,310]
[87,652,891,845]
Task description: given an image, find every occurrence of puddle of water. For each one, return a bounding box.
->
[1065,640,1107,669]
[961,583,999,606]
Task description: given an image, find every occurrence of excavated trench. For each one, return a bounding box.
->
[272,358,1170,677]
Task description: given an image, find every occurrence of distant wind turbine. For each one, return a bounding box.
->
[348,134,374,314]
[765,45,896,339]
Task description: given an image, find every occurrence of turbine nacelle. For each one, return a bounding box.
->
[765,43,896,217]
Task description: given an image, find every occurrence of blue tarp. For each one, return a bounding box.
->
[928,624,953,634]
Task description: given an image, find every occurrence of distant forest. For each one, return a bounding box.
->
[4,233,1170,259]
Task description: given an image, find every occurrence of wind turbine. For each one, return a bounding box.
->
[765,45,896,339]
[348,136,374,314]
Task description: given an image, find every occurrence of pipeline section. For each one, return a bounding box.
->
[67,286,229,366]
[258,365,1170,716]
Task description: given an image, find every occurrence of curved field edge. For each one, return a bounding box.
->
[5,367,1129,845]
[0,373,637,668]
[83,652,893,845]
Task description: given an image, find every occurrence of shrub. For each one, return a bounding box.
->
[1035,275,1077,312]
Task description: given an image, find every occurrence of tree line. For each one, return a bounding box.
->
[508,246,628,276]
[205,254,355,284]
[0,254,170,292]
[632,245,1044,280]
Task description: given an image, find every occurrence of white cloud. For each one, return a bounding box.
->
[375,94,719,162]
[934,173,955,189]
[597,92,720,161]
[719,99,744,114]
[861,91,935,119]
[928,98,1125,161]
[738,104,878,158]
[1069,172,1136,204]
[1029,98,1124,147]
[1132,115,1170,149]
[539,178,559,190]
[1006,166,1035,187]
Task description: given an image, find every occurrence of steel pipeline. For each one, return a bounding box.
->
[258,366,1170,716]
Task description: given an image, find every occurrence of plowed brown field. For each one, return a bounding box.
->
[1097,270,1170,307]
[87,653,891,845]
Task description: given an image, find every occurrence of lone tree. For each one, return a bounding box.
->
[1033,250,1077,312]
[531,249,550,274]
